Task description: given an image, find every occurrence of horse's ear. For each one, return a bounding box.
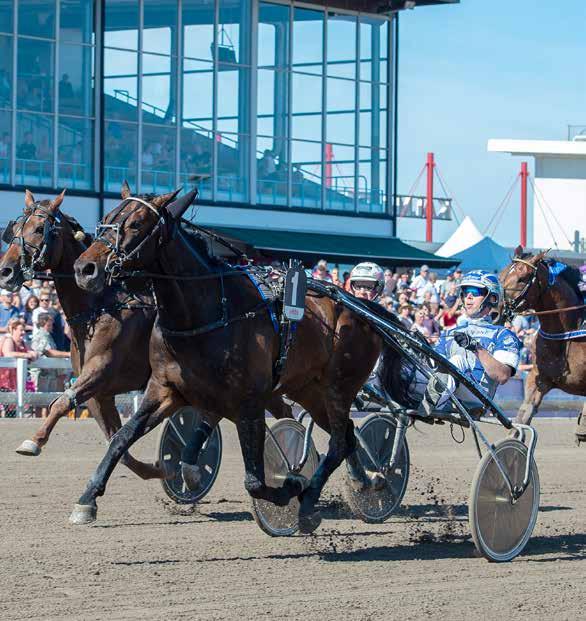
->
[514,245,523,258]
[50,189,66,212]
[121,180,131,199]
[151,188,182,210]
[531,249,548,264]
[24,189,35,209]
[165,187,199,220]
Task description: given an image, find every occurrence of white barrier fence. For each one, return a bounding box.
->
[0,357,141,418]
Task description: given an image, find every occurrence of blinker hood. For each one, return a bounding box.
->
[165,187,199,221]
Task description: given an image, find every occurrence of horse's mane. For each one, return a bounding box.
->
[521,251,582,300]
[177,221,225,269]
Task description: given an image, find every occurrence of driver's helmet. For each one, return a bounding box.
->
[459,270,502,320]
[349,262,384,300]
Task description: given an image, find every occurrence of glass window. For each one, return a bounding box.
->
[182,58,213,131]
[327,76,355,145]
[104,120,137,192]
[105,0,138,51]
[183,0,214,61]
[218,0,250,67]
[217,64,249,136]
[358,147,386,213]
[104,48,137,120]
[18,0,55,39]
[217,132,249,202]
[327,13,356,78]
[325,143,354,212]
[57,116,93,189]
[180,126,211,200]
[291,139,321,209]
[258,2,289,69]
[292,8,323,75]
[16,112,53,186]
[141,124,175,194]
[0,0,13,34]
[142,53,175,124]
[0,35,12,109]
[17,38,54,113]
[143,0,177,56]
[60,0,94,45]
[58,43,94,117]
[0,109,10,183]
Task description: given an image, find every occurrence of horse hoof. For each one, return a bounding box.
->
[181,463,202,491]
[298,511,322,534]
[285,473,308,495]
[575,435,586,447]
[15,440,41,457]
[69,503,97,525]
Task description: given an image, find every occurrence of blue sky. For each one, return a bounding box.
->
[398,0,586,246]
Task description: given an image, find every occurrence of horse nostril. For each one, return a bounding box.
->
[81,262,97,278]
[1,267,13,279]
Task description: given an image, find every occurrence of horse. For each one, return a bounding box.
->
[500,247,586,443]
[70,184,383,531]
[0,188,293,489]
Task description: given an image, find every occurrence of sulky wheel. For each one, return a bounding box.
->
[343,413,410,523]
[251,419,319,537]
[469,438,540,562]
[156,406,223,504]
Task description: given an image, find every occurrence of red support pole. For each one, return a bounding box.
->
[425,152,434,243]
[520,161,528,248]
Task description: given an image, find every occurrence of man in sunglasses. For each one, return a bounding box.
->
[348,262,385,301]
[417,270,521,416]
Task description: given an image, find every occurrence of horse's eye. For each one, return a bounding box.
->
[129,221,141,230]
[35,226,44,234]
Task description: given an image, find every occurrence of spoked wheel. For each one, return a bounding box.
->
[251,419,319,537]
[469,438,540,562]
[156,406,223,504]
[344,413,410,523]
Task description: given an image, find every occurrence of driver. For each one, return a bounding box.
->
[364,270,521,417]
[348,262,385,301]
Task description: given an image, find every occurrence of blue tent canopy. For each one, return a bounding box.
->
[452,237,512,273]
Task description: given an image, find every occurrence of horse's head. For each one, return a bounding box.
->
[499,245,549,316]
[0,189,72,290]
[74,181,198,294]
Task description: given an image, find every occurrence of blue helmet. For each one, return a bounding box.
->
[459,270,503,320]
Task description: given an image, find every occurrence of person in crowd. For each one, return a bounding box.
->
[258,149,276,179]
[0,318,38,417]
[0,289,19,334]
[395,271,411,293]
[398,304,413,330]
[31,313,70,418]
[452,267,463,286]
[312,259,333,282]
[444,281,459,310]
[427,272,441,304]
[16,131,36,160]
[411,308,432,341]
[410,264,431,304]
[330,267,343,288]
[382,269,397,298]
[440,297,460,330]
[58,73,74,100]
[23,295,39,333]
[421,303,441,343]
[11,293,23,314]
[439,268,456,298]
[32,291,66,349]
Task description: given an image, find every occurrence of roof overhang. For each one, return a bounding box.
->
[296,0,458,15]
[488,138,586,158]
[210,226,460,268]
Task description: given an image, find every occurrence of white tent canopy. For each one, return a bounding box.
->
[435,216,483,257]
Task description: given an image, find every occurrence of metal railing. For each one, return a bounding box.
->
[394,194,452,221]
[0,358,141,418]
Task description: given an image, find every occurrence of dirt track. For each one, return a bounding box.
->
[1,418,585,620]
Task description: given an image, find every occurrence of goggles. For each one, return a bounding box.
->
[352,281,376,291]
[460,286,487,298]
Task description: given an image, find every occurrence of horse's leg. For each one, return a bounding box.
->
[236,411,304,507]
[266,393,294,420]
[575,402,586,445]
[69,381,185,525]
[180,411,222,491]
[515,368,549,426]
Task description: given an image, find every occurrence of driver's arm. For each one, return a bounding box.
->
[476,349,513,384]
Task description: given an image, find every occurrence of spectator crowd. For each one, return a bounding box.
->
[0,279,71,418]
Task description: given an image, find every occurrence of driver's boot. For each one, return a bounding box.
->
[417,372,451,418]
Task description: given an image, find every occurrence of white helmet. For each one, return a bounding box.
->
[349,262,384,299]
[459,270,503,320]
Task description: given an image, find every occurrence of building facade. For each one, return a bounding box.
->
[0,0,456,262]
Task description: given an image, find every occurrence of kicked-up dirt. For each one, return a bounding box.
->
[0,417,585,620]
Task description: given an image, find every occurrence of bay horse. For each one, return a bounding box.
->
[71,185,382,531]
[500,247,586,443]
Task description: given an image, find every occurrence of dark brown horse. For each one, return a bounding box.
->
[500,247,586,443]
[71,185,382,531]
[0,189,165,478]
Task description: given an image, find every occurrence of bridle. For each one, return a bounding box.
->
[2,203,62,281]
[96,196,171,280]
[502,257,546,319]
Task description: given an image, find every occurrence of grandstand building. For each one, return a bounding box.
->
[0,0,457,266]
